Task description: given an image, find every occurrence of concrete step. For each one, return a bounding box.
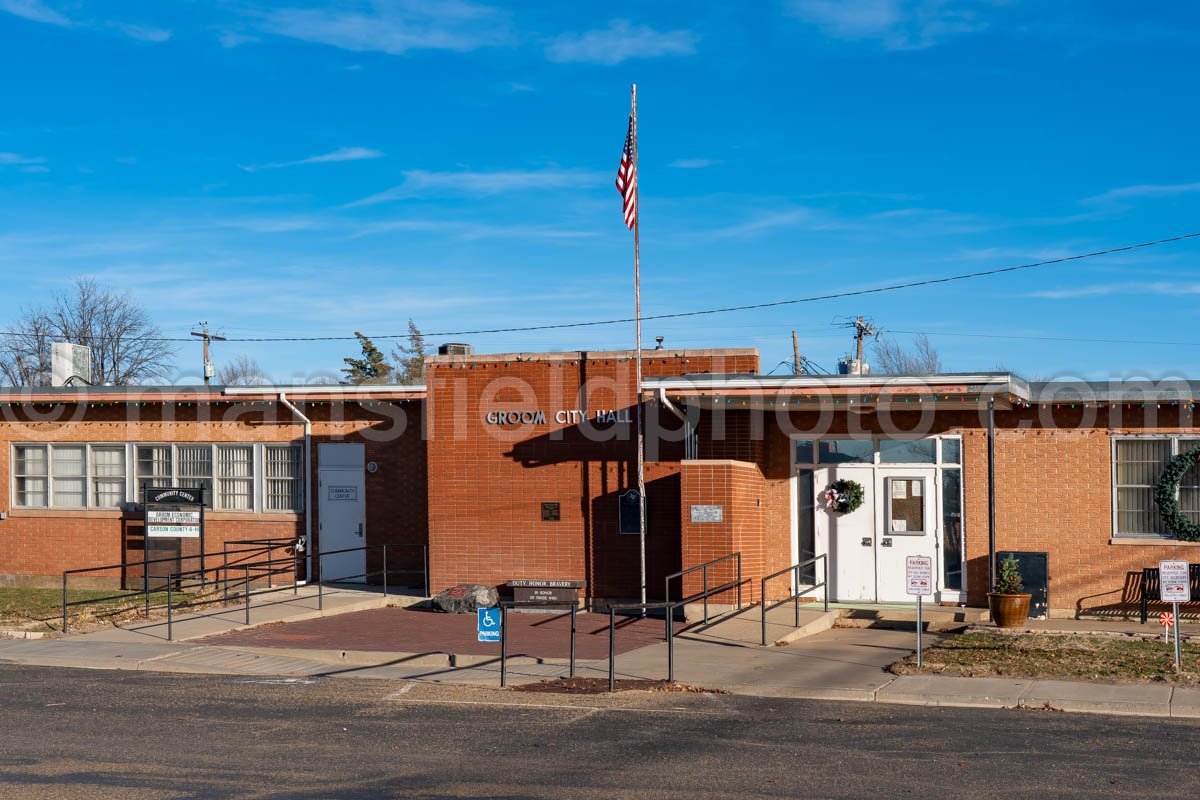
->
[834,606,986,633]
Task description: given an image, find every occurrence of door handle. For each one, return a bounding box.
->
[881,538,893,547]
[861,537,872,547]
[356,523,364,538]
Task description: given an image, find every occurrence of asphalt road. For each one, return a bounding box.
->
[1,665,1198,799]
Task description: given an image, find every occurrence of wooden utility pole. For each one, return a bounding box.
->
[191,324,227,386]
[852,316,877,372]
[792,331,801,375]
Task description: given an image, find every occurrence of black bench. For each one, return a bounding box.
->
[1139,564,1200,623]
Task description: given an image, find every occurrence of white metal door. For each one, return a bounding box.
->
[875,468,938,603]
[814,466,877,602]
[318,444,366,583]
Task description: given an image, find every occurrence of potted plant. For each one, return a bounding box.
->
[988,555,1032,628]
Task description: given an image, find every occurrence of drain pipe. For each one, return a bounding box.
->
[278,393,313,569]
[987,395,997,609]
[657,387,695,460]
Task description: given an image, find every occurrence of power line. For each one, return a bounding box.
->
[1,230,1197,344]
[889,328,1200,348]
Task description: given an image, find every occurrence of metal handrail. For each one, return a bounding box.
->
[607,600,674,692]
[664,552,743,625]
[759,554,828,646]
[61,540,294,634]
[497,600,578,688]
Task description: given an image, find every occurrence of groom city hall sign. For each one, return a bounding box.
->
[484,407,634,426]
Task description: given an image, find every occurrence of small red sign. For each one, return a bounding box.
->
[1160,611,1175,627]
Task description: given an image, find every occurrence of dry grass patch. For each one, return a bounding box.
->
[892,632,1200,685]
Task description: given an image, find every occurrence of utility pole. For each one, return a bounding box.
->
[191,324,227,386]
[852,316,878,371]
[791,331,801,376]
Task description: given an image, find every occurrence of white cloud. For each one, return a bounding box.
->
[546,19,697,65]
[219,30,260,48]
[0,152,46,167]
[1030,281,1200,300]
[241,146,384,172]
[254,0,507,54]
[110,22,172,43]
[345,168,606,206]
[669,158,721,169]
[784,0,995,50]
[351,218,599,241]
[0,0,70,27]
[1083,181,1200,206]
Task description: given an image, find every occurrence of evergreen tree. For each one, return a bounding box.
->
[391,319,426,385]
[341,332,394,384]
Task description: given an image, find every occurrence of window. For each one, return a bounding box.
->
[14,445,48,507]
[136,445,172,503]
[51,445,86,508]
[177,445,214,508]
[879,439,937,464]
[265,445,302,512]
[91,446,126,508]
[817,439,874,464]
[1114,437,1200,537]
[218,445,254,510]
[941,469,963,590]
[885,477,926,534]
[940,438,962,464]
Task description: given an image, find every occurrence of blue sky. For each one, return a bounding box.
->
[2,1,1199,383]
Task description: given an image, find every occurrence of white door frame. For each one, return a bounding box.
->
[791,436,965,605]
[317,443,366,583]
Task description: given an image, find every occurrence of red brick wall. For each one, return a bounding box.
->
[679,460,766,606]
[424,349,758,601]
[0,398,427,587]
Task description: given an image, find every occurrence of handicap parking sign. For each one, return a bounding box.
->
[477,607,502,642]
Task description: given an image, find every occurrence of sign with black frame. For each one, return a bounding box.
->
[144,487,206,543]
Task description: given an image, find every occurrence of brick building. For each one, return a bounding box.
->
[4,348,1199,618]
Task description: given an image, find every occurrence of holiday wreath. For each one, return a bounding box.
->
[1155,446,1200,542]
[823,478,865,514]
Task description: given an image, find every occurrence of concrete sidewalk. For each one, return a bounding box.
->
[2,597,1200,720]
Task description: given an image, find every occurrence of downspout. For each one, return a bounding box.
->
[987,395,997,609]
[278,393,313,574]
[657,387,695,460]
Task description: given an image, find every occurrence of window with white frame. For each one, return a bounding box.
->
[1114,437,1200,537]
[14,445,48,508]
[91,446,126,508]
[265,445,303,512]
[218,445,254,511]
[177,444,215,508]
[51,445,86,508]
[12,442,304,513]
[136,444,172,502]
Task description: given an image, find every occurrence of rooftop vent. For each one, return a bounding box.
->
[438,342,474,356]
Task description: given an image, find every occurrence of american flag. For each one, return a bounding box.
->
[615,113,637,230]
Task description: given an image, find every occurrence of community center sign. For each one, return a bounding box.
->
[143,487,205,541]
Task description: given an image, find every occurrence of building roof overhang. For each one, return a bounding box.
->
[0,384,427,405]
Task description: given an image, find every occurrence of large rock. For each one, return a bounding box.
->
[432,583,499,614]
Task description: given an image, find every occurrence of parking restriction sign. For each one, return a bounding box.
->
[1160,560,1191,603]
[906,555,933,597]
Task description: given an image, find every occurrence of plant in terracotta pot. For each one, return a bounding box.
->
[988,555,1032,628]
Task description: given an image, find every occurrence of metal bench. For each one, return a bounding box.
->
[1139,564,1200,623]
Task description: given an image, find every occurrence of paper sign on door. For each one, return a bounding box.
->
[892,482,907,499]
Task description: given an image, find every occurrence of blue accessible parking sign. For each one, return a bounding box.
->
[477,607,502,642]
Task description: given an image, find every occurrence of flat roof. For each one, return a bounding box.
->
[0,384,427,404]
[427,347,757,365]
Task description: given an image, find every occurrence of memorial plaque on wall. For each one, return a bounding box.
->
[690,504,724,523]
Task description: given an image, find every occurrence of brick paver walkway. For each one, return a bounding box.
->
[200,607,678,660]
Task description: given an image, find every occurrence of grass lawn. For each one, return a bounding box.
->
[0,587,185,624]
[892,632,1200,685]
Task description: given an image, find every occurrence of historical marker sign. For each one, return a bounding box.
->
[1160,560,1191,603]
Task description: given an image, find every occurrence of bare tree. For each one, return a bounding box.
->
[0,278,176,386]
[871,334,943,374]
[216,354,270,386]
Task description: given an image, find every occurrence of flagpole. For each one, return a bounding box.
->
[632,83,647,614]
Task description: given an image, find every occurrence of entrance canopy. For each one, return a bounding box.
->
[644,372,1025,412]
